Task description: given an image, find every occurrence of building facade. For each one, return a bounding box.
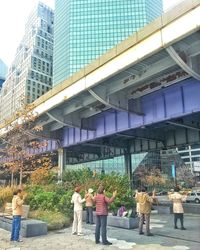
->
[0,59,7,89]
[178,145,200,176]
[0,3,54,124]
[53,0,163,86]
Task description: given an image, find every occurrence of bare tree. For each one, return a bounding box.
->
[176,165,195,187]
[0,100,50,187]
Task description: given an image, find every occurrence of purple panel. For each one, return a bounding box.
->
[183,79,200,112]
[105,112,116,133]
[54,140,58,150]
[142,93,166,123]
[75,128,81,143]
[81,129,87,141]
[155,94,166,120]
[68,128,75,144]
[95,114,105,136]
[63,128,69,146]
[88,130,95,139]
[164,85,183,117]
[129,113,143,127]
[38,147,43,153]
[47,140,51,151]
[52,140,56,150]
[117,111,129,130]
[142,97,154,123]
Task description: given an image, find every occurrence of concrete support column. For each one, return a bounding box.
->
[58,148,66,181]
[124,144,132,180]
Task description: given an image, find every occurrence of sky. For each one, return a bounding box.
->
[0,0,184,68]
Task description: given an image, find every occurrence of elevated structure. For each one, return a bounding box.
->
[1,0,200,179]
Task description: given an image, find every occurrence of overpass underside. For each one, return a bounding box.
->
[58,78,200,166]
[37,29,200,176]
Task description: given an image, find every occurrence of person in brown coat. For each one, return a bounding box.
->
[135,187,156,236]
[85,188,94,224]
[168,186,187,230]
[11,189,26,242]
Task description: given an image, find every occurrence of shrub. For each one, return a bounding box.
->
[57,190,74,217]
[30,167,56,185]
[62,168,93,187]
[28,191,58,211]
[29,210,71,230]
[0,186,15,209]
[25,185,74,218]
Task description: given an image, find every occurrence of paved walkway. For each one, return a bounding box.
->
[0,213,199,250]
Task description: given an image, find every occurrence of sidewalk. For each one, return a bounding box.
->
[0,213,199,250]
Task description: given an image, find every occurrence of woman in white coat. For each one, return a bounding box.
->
[168,186,187,230]
[71,186,85,236]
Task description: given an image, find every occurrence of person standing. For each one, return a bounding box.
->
[11,189,26,242]
[93,186,117,245]
[168,186,186,230]
[71,186,85,236]
[136,187,156,236]
[85,188,94,224]
[135,188,141,217]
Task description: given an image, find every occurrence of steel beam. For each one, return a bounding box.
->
[88,88,143,115]
[166,46,200,81]
[167,121,200,131]
[107,56,177,95]
[116,133,164,144]
[63,95,96,116]
[47,111,81,128]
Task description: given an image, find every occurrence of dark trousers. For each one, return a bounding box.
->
[86,206,93,224]
[174,213,184,228]
[139,213,150,235]
[11,215,21,241]
[95,215,107,243]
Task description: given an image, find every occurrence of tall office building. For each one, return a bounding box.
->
[0,59,7,88]
[0,3,54,124]
[53,0,163,85]
[178,145,200,176]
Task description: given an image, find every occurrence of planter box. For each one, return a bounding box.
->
[107,215,139,229]
[153,203,200,214]
[152,205,173,214]
[0,217,47,237]
[82,210,96,222]
[82,211,139,229]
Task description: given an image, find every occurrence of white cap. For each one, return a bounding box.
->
[88,188,94,194]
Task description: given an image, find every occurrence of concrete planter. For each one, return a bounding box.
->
[82,210,96,222]
[152,205,173,214]
[0,217,47,237]
[82,211,139,229]
[153,203,200,214]
[107,215,139,229]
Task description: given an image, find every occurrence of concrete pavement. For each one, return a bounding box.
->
[0,213,199,250]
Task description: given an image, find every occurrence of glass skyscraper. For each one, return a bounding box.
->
[53,0,163,86]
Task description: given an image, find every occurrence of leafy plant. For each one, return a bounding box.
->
[0,186,15,208]
[30,167,56,185]
[29,210,71,230]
